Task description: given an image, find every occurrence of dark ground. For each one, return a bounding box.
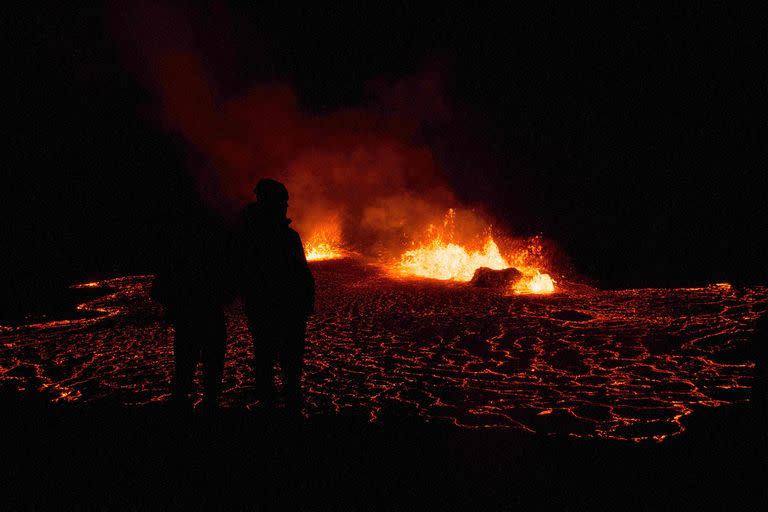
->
[1,387,765,510]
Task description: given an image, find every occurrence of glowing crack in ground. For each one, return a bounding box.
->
[1,260,765,442]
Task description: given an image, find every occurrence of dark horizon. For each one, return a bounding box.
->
[4,2,766,297]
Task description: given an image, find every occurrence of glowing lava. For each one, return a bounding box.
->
[304,225,347,261]
[399,237,509,281]
[512,271,555,294]
[4,272,764,442]
[396,209,556,293]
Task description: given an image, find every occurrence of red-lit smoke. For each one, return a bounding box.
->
[109,2,550,268]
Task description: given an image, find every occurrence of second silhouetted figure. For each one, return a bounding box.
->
[151,202,234,408]
[238,179,315,409]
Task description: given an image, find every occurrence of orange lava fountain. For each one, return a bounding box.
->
[512,271,555,294]
[395,209,556,294]
[399,238,508,281]
[304,224,348,261]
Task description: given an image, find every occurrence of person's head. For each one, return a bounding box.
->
[254,178,289,218]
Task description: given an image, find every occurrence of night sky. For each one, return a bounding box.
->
[4,2,765,306]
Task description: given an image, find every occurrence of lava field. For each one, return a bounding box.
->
[2,259,765,442]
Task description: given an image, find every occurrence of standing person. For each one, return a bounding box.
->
[237,179,315,409]
[151,203,234,409]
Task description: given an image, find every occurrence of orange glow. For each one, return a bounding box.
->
[395,209,556,294]
[3,273,763,441]
[512,271,555,294]
[304,224,347,261]
[73,282,100,289]
[398,237,509,281]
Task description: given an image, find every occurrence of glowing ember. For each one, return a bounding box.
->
[304,226,347,261]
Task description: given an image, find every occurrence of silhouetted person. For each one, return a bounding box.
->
[237,179,314,409]
[151,203,234,408]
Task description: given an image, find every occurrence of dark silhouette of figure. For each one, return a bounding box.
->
[237,179,315,408]
[151,203,234,408]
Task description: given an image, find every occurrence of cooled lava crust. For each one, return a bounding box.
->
[2,259,765,442]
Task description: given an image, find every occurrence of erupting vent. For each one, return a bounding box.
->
[394,209,556,294]
[398,238,508,281]
[304,224,348,261]
[300,210,556,294]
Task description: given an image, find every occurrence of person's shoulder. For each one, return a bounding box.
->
[287,227,302,240]
[286,227,309,249]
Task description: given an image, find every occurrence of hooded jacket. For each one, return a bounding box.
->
[237,202,315,319]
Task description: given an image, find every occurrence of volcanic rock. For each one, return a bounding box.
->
[469,267,523,288]
[550,310,594,322]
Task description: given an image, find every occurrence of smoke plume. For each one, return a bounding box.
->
[110,2,530,260]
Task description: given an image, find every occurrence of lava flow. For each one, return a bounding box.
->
[3,263,763,443]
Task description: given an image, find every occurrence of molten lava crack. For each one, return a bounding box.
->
[1,264,764,442]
